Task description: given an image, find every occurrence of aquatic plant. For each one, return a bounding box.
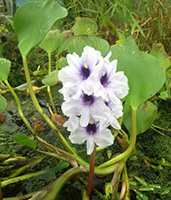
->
[0,0,170,199]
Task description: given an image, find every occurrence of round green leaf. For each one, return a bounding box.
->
[13,0,68,57]
[68,35,109,57]
[42,70,58,86]
[72,17,98,36]
[13,133,36,149]
[39,30,61,54]
[123,101,157,135]
[0,58,11,81]
[0,94,7,111]
[110,38,166,108]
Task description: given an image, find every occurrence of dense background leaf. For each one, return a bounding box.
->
[13,0,67,57]
[68,35,109,57]
[72,17,98,36]
[39,30,61,54]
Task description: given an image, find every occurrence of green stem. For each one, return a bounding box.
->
[4,80,36,134]
[151,124,171,132]
[98,108,137,168]
[8,157,44,179]
[86,144,96,196]
[1,169,48,187]
[82,190,89,200]
[4,79,73,162]
[22,56,75,154]
[48,53,57,114]
[43,167,83,200]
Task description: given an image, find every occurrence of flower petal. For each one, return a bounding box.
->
[69,127,87,144]
[80,107,90,127]
[94,129,114,148]
[63,116,79,132]
[86,136,95,155]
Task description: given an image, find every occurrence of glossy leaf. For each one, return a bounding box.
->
[13,0,67,57]
[123,101,157,135]
[0,58,11,81]
[42,70,58,86]
[72,17,98,36]
[0,94,7,111]
[150,43,171,70]
[68,35,109,57]
[13,133,36,149]
[39,30,61,54]
[110,38,166,109]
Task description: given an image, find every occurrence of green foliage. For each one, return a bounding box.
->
[123,101,157,135]
[13,133,36,149]
[72,17,98,36]
[150,43,171,71]
[0,58,11,81]
[68,35,109,57]
[0,1,171,199]
[110,38,166,109]
[42,70,58,86]
[13,0,68,57]
[39,30,61,54]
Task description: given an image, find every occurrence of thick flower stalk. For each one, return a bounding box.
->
[58,46,129,155]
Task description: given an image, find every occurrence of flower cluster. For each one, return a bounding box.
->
[58,46,129,155]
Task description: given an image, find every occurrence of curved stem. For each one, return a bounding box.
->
[22,56,75,154]
[4,79,75,161]
[98,108,137,168]
[1,169,48,187]
[4,80,35,134]
[43,167,83,200]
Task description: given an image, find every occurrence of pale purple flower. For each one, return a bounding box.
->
[58,46,103,99]
[101,100,123,130]
[95,52,129,103]
[69,119,114,155]
[62,92,110,127]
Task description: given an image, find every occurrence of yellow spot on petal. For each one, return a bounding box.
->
[90,120,93,124]
[102,72,105,76]
[84,63,88,68]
